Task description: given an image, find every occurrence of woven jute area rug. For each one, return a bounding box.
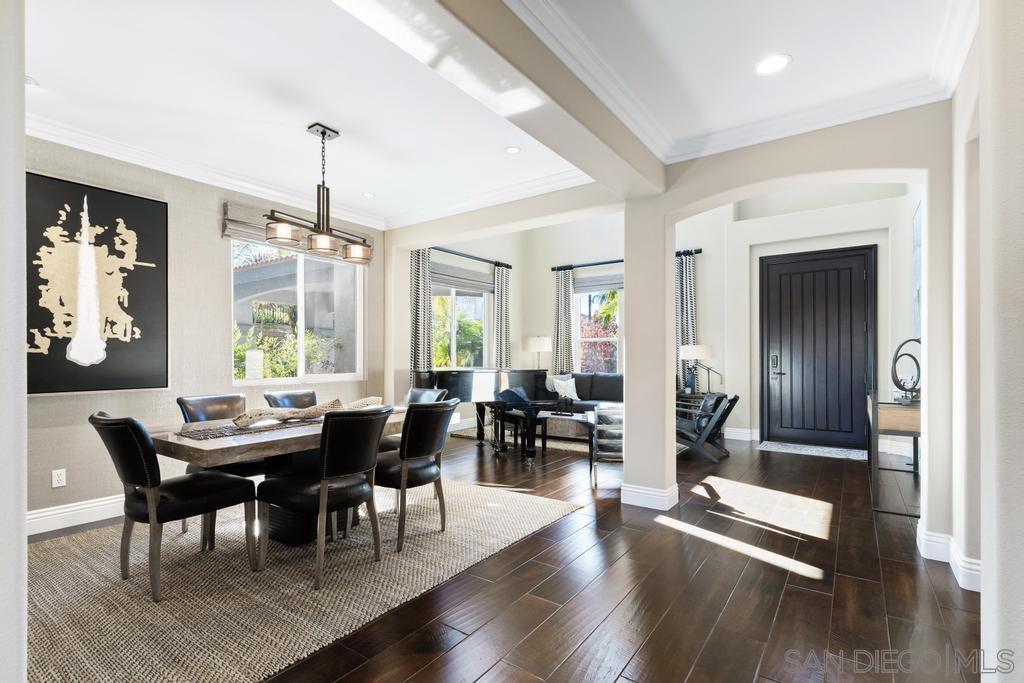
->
[28,480,579,682]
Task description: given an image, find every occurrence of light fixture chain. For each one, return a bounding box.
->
[320,131,326,185]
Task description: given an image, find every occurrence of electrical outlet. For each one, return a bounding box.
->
[51,468,66,488]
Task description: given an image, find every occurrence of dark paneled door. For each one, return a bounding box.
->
[760,246,875,447]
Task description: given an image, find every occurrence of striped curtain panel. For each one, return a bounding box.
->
[410,249,433,381]
[675,253,699,391]
[493,265,512,368]
[552,269,576,374]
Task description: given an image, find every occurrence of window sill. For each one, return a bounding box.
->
[232,373,365,387]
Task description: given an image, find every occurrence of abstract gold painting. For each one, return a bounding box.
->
[26,174,167,393]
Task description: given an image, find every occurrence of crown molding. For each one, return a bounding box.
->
[384,167,591,227]
[26,114,389,229]
[507,0,979,165]
[504,0,675,159]
[663,77,951,163]
[930,0,978,94]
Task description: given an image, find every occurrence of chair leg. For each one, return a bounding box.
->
[365,500,381,562]
[257,502,269,571]
[199,513,208,551]
[181,518,188,534]
[343,508,352,539]
[120,517,134,580]
[329,511,337,543]
[434,479,446,532]
[314,483,330,590]
[244,500,257,572]
[397,466,409,553]
[148,522,163,602]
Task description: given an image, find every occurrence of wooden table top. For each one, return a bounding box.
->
[867,395,920,436]
[150,408,406,468]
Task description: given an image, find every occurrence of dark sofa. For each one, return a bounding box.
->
[534,372,623,412]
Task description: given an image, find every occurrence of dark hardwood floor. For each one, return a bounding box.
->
[266,438,979,682]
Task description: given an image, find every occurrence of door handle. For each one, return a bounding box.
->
[772,371,787,376]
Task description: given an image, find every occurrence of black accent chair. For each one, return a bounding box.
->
[264,389,317,409]
[256,406,394,589]
[264,390,320,473]
[88,412,257,602]
[177,394,267,536]
[378,387,448,452]
[675,393,739,463]
[375,399,460,552]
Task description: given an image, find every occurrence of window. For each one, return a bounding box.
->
[232,241,362,381]
[578,289,621,373]
[432,288,488,368]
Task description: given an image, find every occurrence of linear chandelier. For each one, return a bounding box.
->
[264,123,373,265]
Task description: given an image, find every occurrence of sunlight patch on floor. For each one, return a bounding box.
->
[690,476,833,540]
[655,515,824,579]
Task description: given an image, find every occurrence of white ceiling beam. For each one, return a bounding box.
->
[335,0,665,199]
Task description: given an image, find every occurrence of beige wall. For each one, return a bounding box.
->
[980,0,1024,655]
[26,138,385,511]
[1,0,27,675]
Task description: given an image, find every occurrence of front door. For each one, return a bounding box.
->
[760,246,875,447]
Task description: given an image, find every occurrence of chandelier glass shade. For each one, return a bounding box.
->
[341,242,372,264]
[265,220,303,247]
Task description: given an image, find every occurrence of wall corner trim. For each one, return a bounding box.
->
[916,527,981,593]
[621,483,679,511]
[26,494,123,537]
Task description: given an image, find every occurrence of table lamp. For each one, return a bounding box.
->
[524,336,552,369]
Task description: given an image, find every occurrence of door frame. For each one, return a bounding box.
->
[758,244,878,445]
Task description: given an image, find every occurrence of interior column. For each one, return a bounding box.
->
[621,197,678,509]
[980,0,1024,660]
[0,0,27,677]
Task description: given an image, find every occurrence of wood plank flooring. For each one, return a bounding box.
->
[260,438,979,682]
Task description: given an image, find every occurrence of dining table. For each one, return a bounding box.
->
[149,406,407,545]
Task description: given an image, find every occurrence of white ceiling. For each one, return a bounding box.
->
[24,0,590,229]
[506,0,977,162]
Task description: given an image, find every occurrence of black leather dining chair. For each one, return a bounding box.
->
[176,394,268,538]
[264,389,317,409]
[255,406,393,589]
[375,399,459,552]
[377,387,448,452]
[88,412,257,602]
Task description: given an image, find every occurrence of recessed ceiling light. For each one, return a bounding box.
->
[755,54,792,75]
[24,75,39,88]
[362,192,375,199]
[505,146,522,155]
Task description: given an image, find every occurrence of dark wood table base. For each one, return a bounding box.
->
[268,505,359,547]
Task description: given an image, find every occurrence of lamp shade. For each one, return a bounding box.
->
[524,336,552,353]
[679,344,713,360]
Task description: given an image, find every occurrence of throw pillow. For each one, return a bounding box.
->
[545,373,573,392]
[552,376,580,401]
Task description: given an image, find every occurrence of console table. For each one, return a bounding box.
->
[866,393,920,517]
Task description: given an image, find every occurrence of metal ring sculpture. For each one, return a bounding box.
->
[890,337,921,400]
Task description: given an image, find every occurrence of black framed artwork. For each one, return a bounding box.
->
[26,173,168,394]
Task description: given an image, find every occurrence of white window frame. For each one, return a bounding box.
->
[576,289,624,373]
[432,286,491,369]
[230,239,365,386]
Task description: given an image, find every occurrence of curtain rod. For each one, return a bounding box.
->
[430,246,511,270]
[551,249,702,272]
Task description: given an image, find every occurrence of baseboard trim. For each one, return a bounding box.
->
[916,527,981,592]
[949,538,982,592]
[724,427,758,441]
[621,483,679,511]
[27,494,123,536]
